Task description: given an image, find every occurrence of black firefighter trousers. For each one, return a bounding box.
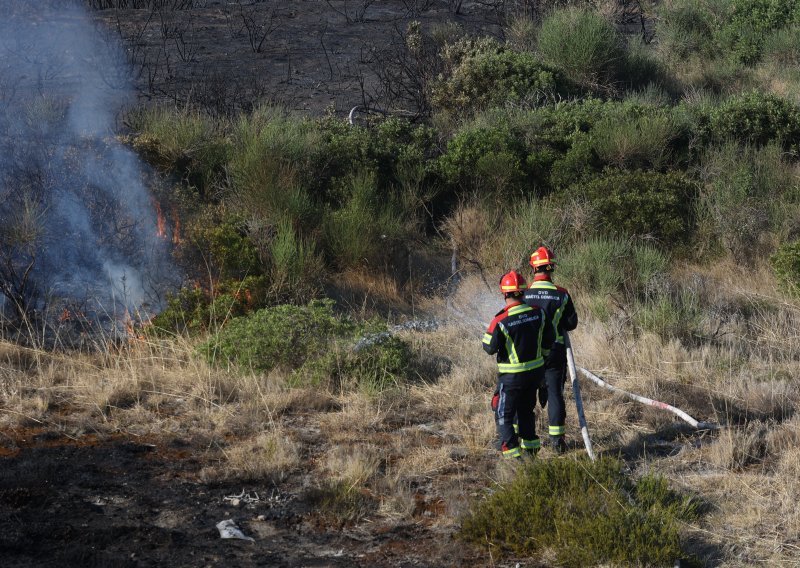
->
[540,344,568,441]
[495,370,545,457]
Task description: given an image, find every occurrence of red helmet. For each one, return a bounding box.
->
[500,270,527,293]
[530,246,556,269]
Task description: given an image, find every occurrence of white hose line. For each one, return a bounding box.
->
[576,367,720,431]
[565,332,596,461]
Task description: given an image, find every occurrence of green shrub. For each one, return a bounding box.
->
[320,116,436,186]
[656,0,719,61]
[129,106,229,198]
[590,112,680,170]
[302,334,414,393]
[536,7,624,88]
[323,170,407,269]
[150,276,268,335]
[635,287,704,343]
[557,237,669,299]
[199,300,416,392]
[569,170,696,245]
[770,240,800,296]
[228,106,324,222]
[459,457,701,566]
[199,299,353,371]
[717,0,800,65]
[700,91,800,152]
[438,124,527,192]
[268,219,326,302]
[183,213,262,281]
[762,25,800,65]
[698,142,793,259]
[431,36,567,118]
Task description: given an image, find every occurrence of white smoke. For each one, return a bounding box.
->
[0,0,175,321]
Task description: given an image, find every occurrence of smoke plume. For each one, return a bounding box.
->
[0,0,174,323]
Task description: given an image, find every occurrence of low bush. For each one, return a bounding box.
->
[717,0,800,65]
[634,287,704,344]
[199,299,354,371]
[182,213,263,282]
[431,36,567,119]
[762,25,800,65]
[150,275,268,335]
[590,111,680,170]
[655,0,718,61]
[557,237,669,299]
[459,457,701,566]
[129,106,229,199]
[536,7,624,89]
[771,240,800,296]
[699,91,800,152]
[323,170,408,269]
[698,142,793,259]
[199,300,417,392]
[569,170,696,245]
[437,123,527,192]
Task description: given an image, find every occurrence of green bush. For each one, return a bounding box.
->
[199,300,416,391]
[569,170,696,245]
[635,287,704,344]
[129,106,229,198]
[717,0,800,65]
[770,240,800,296]
[431,36,567,118]
[537,7,624,89]
[438,124,527,192]
[199,299,353,371]
[762,25,800,65]
[700,91,800,152]
[268,219,326,302]
[323,170,407,269]
[150,276,268,335]
[656,0,719,61]
[320,116,436,186]
[302,334,414,393]
[557,237,670,299]
[459,457,701,566]
[182,213,262,281]
[590,112,680,170]
[698,142,794,259]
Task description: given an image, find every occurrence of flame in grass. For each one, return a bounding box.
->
[153,199,167,239]
[171,204,182,245]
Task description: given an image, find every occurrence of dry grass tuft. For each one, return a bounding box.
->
[204,427,300,483]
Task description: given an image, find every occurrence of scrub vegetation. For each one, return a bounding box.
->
[3,0,800,566]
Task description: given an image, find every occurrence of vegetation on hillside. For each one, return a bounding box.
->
[3,1,800,565]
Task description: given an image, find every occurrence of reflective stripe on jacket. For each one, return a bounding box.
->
[523,279,577,345]
[483,301,554,373]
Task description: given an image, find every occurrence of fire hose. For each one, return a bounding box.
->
[446,305,720,459]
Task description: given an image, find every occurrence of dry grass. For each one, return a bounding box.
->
[203,426,301,483]
[1,258,799,564]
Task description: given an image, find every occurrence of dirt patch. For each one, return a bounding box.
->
[0,428,488,567]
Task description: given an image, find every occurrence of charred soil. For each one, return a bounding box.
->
[0,426,487,567]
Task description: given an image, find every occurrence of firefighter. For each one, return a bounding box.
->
[523,246,578,454]
[483,270,554,459]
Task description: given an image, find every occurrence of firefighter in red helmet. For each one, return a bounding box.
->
[522,246,578,454]
[483,270,555,458]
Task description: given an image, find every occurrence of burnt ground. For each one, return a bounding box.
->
[0,428,489,567]
[93,0,503,116]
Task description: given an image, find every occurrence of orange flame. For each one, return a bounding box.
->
[153,200,166,238]
[171,204,182,245]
